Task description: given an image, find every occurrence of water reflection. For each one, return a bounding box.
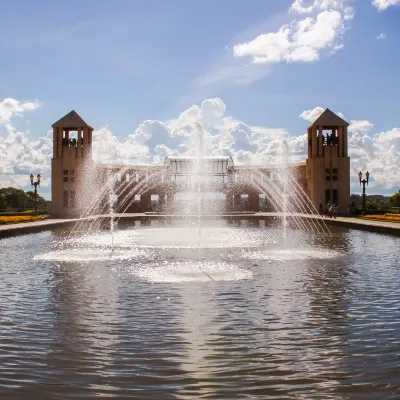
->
[0,221,399,399]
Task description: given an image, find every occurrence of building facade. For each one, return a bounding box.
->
[51,109,350,217]
[306,108,351,214]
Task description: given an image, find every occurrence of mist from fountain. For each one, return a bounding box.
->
[57,117,333,268]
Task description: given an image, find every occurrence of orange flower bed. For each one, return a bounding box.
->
[0,216,45,225]
[362,214,400,222]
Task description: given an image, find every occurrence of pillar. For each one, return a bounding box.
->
[53,128,58,158]
[140,193,152,213]
[77,127,82,158]
[234,194,241,211]
[225,193,233,213]
[264,195,273,212]
[337,127,343,157]
[57,127,63,159]
[82,127,88,158]
[248,193,259,212]
[88,128,93,157]
[318,126,323,156]
[311,126,317,157]
[343,127,348,157]
[166,193,174,213]
[158,194,166,212]
[80,127,84,158]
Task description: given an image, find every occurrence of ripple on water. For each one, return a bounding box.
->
[3,224,400,399]
[132,261,253,283]
[242,248,342,261]
[33,248,150,262]
[74,227,273,249]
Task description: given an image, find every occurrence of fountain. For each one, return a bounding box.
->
[1,118,399,399]
[34,120,333,282]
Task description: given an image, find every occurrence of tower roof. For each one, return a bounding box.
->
[52,110,93,129]
[309,108,349,128]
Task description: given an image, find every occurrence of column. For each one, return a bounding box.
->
[77,127,82,158]
[80,127,84,158]
[324,138,330,170]
[332,131,338,170]
[158,194,166,212]
[343,127,348,157]
[82,127,88,159]
[166,193,174,213]
[140,193,151,213]
[318,126,323,156]
[57,127,63,159]
[225,193,233,213]
[234,194,241,211]
[248,193,259,212]
[338,127,343,157]
[86,128,93,159]
[311,126,317,157]
[53,128,58,158]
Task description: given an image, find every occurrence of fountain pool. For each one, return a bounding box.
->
[1,219,400,399]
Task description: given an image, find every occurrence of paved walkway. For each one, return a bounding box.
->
[0,213,399,238]
[311,215,400,234]
[0,218,80,237]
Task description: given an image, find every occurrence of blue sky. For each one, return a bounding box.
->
[0,0,399,198]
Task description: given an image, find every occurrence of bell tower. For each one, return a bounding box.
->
[51,111,94,217]
[306,108,350,214]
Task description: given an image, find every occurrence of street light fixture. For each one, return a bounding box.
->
[30,173,41,215]
[358,170,369,213]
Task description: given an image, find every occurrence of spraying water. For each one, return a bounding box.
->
[109,192,117,251]
[196,122,204,245]
[279,140,290,240]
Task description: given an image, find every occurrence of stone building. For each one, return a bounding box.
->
[306,108,350,214]
[51,108,350,217]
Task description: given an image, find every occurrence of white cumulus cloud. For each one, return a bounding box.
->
[234,11,345,64]
[299,106,347,123]
[92,98,292,166]
[348,120,374,133]
[1,97,400,197]
[290,0,354,19]
[0,98,40,124]
[234,0,354,65]
[299,106,326,122]
[371,0,400,11]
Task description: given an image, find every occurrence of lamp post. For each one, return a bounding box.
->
[358,170,369,213]
[30,173,41,215]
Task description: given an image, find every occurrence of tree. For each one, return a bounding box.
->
[366,199,380,210]
[0,193,6,210]
[0,187,49,211]
[390,190,400,207]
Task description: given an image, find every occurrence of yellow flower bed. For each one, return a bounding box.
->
[0,216,45,225]
[362,214,400,222]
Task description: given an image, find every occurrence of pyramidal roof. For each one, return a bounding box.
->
[52,110,93,129]
[310,108,349,128]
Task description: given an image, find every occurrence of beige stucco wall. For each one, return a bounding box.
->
[307,135,350,214]
[51,144,93,217]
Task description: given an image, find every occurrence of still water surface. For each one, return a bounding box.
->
[0,220,399,399]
